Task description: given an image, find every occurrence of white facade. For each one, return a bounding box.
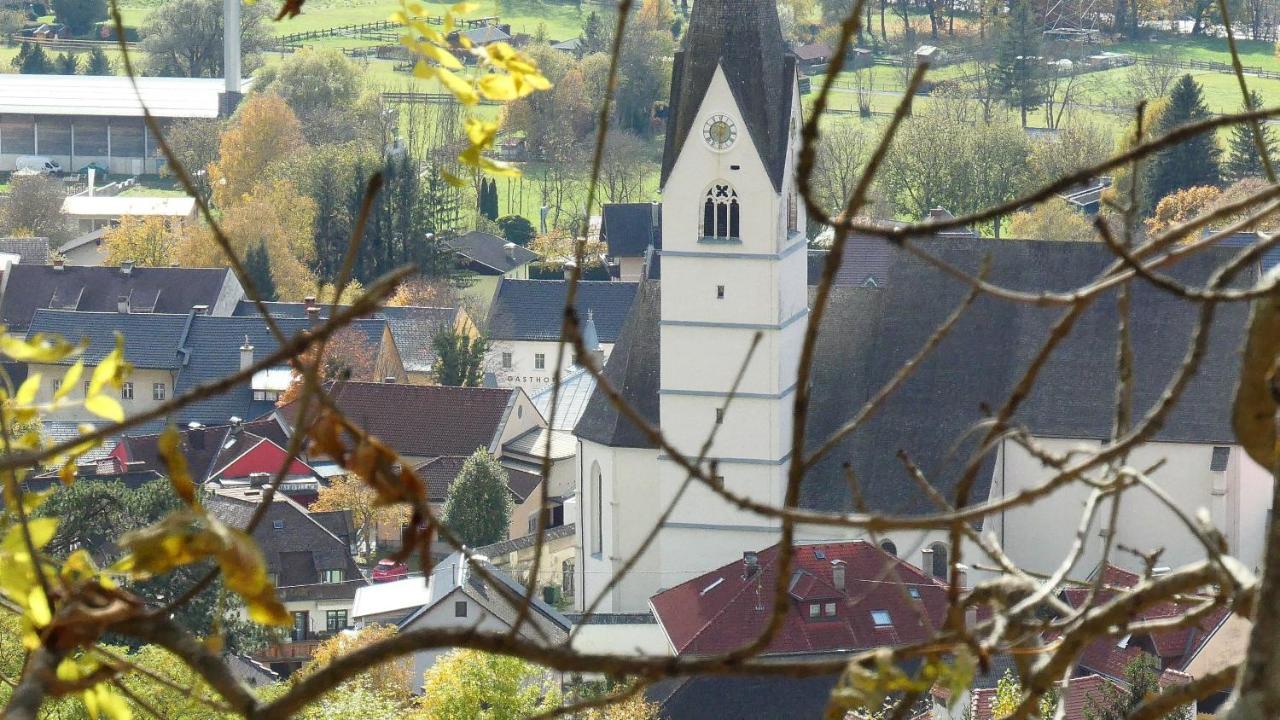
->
[490,339,615,393]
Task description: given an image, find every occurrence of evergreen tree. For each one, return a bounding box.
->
[1225,90,1276,183]
[82,46,112,75]
[54,51,78,74]
[994,0,1044,128]
[1084,655,1191,720]
[497,215,536,246]
[442,448,514,547]
[244,241,277,301]
[1144,74,1222,213]
[580,10,610,56]
[483,179,500,221]
[432,327,489,387]
[14,43,52,74]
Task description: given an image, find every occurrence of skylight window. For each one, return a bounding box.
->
[871,610,892,626]
[908,587,921,599]
[700,577,724,596]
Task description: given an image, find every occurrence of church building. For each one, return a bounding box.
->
[572,0,1270,614]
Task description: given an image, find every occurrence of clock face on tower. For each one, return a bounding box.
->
[702,114,738,151]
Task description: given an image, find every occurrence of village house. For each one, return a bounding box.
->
[59,194,199,234]
[486,278,637,393]
[571,0,1268,617]
[600,202,661,282]
[446,230,539,304]
[206,485,365,677]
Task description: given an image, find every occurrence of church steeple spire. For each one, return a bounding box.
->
[660,0,795,191]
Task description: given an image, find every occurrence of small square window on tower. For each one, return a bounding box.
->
[715,408,724,424]
[1210,446,1231,472]
[716,285,725,299]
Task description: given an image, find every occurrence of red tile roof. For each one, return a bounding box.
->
[970,674,1121,720]
[649,541,948,657]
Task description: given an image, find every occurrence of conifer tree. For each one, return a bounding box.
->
[442,448,513,547]
[83,46,112,75]
[1144,74,1222,213]
[245,241,277,301]
[14,44,52,74]
[54,51,78,75]
[994,0,1044,128]
[1225,90,1276,183]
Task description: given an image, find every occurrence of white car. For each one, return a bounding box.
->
[13,156,61,174]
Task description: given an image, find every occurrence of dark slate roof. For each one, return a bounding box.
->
[601,203,661,258]
[206,487,367,601]
[1216,231,1280,274]
[487,279,639,343]
[173,315,387,426]
[281,381,518,459]
[27,309,189,368]
[448,231,539,275]
[233,300,461,374]
[647,674,841,720]
[660,0,795,190]
[806,235,897,288]
[1,264,237,330]
[576,239,1255,516]
[0,237,50,265]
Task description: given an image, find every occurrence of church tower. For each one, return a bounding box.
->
[654,0,807,589]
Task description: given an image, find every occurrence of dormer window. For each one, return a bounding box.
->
[823,602,837,617]
[702,184,741,240]
[871,610,892,626]
[809,603,820,618]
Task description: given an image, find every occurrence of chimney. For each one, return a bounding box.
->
[239,336,253,371]
[187,421,205,450]
[305,306,321,321]
[52,257,64,271]
[831,559,846,593]
[504,242,517,262]
[742,550,759,579]
[921,547,934,575]
[303,296,317,310]
[248,471,269,488]
[563,259,577,281]
[383,376,397,384]
[119,260,134,276]
[191,304,209,315]
[223,0,241,94]
[116,295,130,314]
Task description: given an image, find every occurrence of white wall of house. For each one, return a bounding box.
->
[31,362,176,423]
[489,339,615,393]
[617,256,646,283]
[989,437,1274,579]
[401,589,514,691]
[569,621,671,658]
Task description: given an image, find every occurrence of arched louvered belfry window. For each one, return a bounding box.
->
[930,542,949,579]
[702,183,741,239]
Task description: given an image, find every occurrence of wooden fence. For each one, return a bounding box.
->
[9,35,139,51]
[381,91,501,106]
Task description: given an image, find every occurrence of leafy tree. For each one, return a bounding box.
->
[180,178,319,300]
[298,624,413,701]
[311,475,410,554]
[441,449,513,548]
[597,129,653,207]
[1144,185,1223,239]
[415,649,560,720]
[51,0,105,35]
[0,174,73,243]
[211,94,308,207]
[164,117,226,201]
[53,51,78,74]
[252,49,386,146]
[582,694,664,720]
[143,0,273,77]
[1028,122,1115,187]
[1144,75,1222,213]
[244,240,278,301]
[1007,199,1097,242]
[102,216,184,267]
[82,45,112,75]
[497,214,536,247]
[389,276,459,307]
[1084,654,1191,720]
[12,42,51,74]
[615,0,675,134]
[1225,90,1277,183]
[432,327,488,387]
[994,0,1044,127]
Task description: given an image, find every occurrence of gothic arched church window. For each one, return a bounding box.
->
[702,184,741,240]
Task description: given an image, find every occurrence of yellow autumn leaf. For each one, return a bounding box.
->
[15,374,40,405]
[0,333,77,363]
[87,335,126,397]
[84,394,124,423]
[27,585,51,626]
[55,360,83,402]
[2,517,58,553]
[478,74,518,101]
[158,425,196,507]
[437,67,479,104]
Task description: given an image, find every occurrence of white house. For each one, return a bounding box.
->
[570,0,1268,614]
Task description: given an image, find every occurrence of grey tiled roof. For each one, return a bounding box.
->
[487,279,639,343]
[661,0,795,190]
[1,264,239,330]
[0,237,50,265]
[233,301,460,374]
[174,315,388,425]
[601,203,661,258]
[27,309,189,368]
[448,231,539,275]
[576,238,1256,517]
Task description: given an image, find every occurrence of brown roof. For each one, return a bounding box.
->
[280,382,519,459]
